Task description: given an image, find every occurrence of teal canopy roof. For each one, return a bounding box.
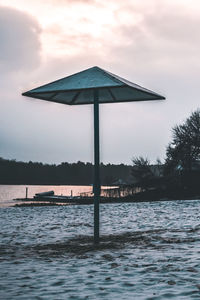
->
[22,66,165,105]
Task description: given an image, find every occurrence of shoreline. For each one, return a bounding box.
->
[0,183,93,186]
[13,195,200,207]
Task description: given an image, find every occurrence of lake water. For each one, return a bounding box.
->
[1,185,200,299]
[0,184,93,207]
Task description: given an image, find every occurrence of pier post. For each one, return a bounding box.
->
[26,187,28,199]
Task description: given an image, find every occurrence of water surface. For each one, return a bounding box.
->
[0,186,200,299]
[0,184,93,207]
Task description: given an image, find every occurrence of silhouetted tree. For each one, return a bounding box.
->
[131,157,164,192]
[165,109,200,174]
[131,157,154,191]
[164,109,200,193]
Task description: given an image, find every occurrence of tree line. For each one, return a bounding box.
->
[0,158,131,185]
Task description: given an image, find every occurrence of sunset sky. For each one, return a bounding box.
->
[0,0,200,164]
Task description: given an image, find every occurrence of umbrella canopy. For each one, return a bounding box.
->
[22,66,165,244]
[22,66,165,104]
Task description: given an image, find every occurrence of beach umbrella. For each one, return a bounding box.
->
[22,66,165,243]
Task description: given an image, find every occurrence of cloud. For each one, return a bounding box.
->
[0,5,41,73]
[48,0,98,4]
[99,0,200,95]
[39,0,200,82]
[0,0,200,164]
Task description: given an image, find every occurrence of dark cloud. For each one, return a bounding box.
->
[0,6,41,72]
[0,6,45,162]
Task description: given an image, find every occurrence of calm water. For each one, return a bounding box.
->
[1,186,200,299]
[0,184,93,207]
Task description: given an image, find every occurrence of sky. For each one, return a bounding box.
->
[0,0,200,165]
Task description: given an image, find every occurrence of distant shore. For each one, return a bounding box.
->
[14,194,200,207]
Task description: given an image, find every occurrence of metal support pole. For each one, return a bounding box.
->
[93,89,100,244]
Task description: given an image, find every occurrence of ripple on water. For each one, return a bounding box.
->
[1,200,200,299]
